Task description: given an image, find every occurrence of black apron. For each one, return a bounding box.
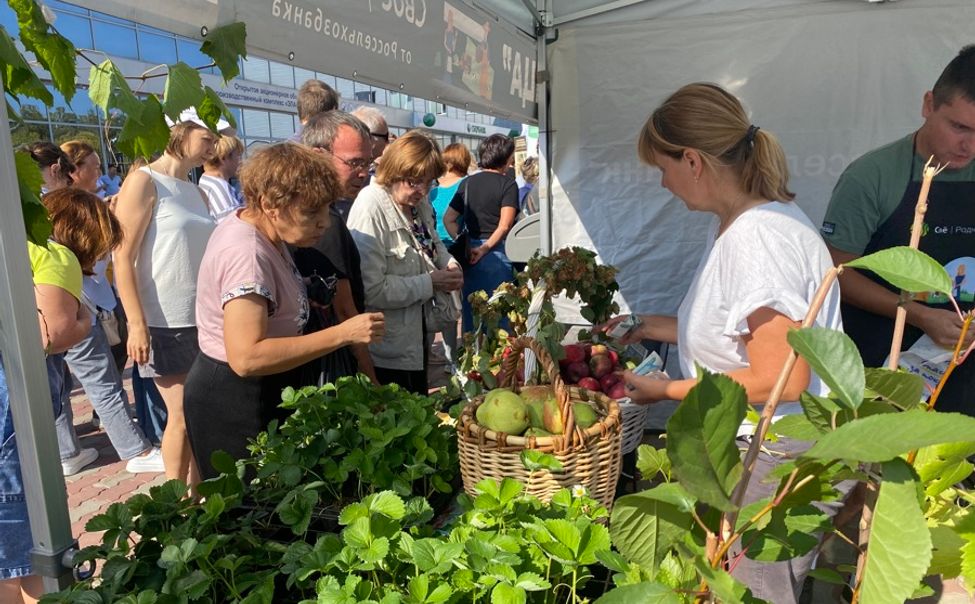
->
[841,137,975,415]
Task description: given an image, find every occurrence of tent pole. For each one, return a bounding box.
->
[536,0,552,256]
[0,84,78,593]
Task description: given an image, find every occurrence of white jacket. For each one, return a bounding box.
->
[347,183,454,371]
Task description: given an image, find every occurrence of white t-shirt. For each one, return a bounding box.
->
[676,201,843,428]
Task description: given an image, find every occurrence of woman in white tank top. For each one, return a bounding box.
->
[114,120,217,486]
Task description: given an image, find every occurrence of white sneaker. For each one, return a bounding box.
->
[62,448,98,476]
[125,447,165,473]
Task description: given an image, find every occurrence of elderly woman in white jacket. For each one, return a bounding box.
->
[347,131,463,393]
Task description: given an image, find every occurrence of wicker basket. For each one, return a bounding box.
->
[617,399,650,455]
[457,337,622,509]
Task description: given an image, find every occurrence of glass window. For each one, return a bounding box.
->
[49,86,98,125]
[92,20,137,59]
[10,121,51,148]
[336,77,355,101]
[242,109,270,139]
[226,106,243,134]
[16,97,47,121]
[177,38,213,72]
[294,67,315,87]
[372,88,387,106]
[268,61,294,88]
[89,10,129,25]
[242,57,270,83]
[315,72,336,88]
[46,0,87,15]
[53,125,102,153]
[52,10,92,48]
[269,111,294,140]
[139,32,177,65]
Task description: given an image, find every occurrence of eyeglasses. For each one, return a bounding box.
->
[332,155,372,172]
[370,131,390,142]
[404,178,433,192]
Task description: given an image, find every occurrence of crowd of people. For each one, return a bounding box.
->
[3,44,973,603]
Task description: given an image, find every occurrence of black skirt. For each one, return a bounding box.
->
[183,353,307,480]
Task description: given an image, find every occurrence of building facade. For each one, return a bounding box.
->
[2,0,521,168]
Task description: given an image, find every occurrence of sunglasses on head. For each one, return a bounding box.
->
[370,131,390,142]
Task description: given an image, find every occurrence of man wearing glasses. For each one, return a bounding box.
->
[297,111,374,313]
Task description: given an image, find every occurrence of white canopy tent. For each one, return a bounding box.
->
[2,0,974,591]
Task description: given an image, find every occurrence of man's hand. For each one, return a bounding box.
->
[914,306,975,349]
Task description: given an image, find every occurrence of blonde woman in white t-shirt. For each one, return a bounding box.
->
[114,119,217,486]
[598,83,843,604]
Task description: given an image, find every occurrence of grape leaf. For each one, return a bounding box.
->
[0,26,52,104]
[117,95,170,160]
[162,62,204,122]
[200,22,247,82]
[88,60,142,117]
[198,85,236,130]
[8,0,76,98]
[15,151,51,244]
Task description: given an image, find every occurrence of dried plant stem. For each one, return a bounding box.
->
[888,157,939,369]
[721,266,840,541]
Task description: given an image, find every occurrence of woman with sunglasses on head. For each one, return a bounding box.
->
[347,131,463,394]
[443,134,518,333]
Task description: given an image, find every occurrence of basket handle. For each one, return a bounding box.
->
[500,336,579,450]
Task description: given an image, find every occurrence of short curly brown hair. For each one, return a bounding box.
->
[42,188,122,275]
[374,130,445,186]
[239,142,341,219]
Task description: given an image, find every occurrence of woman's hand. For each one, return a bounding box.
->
[431,267,463,292]
[127,323,151,365]
[469,244,490,265]
[595,315,644,345]
[341,312,386,345]
[621,370,668,404]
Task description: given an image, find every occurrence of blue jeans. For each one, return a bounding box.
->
[461,239,514,333]
[55,322,149,460]
[132,372,166,447]
[0,353,66,578]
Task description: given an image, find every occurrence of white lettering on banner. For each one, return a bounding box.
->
[378,0,426,28]
[270,1,413,65]
[503,44,537,109]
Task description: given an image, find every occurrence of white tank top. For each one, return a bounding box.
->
[135,167,215,328]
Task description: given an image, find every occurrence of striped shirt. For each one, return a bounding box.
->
[198,174,243,222]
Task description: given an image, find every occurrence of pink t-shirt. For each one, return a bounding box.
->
[196,212,309,362]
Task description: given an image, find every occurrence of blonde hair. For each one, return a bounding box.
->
[638,83,794,202]
[165,121,209,160]
[59,140,97,170]
[239,142,341,219]
[521,156,539,184]
[203,135,244,170]
[374,130,446,186]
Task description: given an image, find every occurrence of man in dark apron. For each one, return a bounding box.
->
[822,45,975,417]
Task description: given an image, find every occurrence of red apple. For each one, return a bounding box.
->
[565,361,590,383]
[600,372,622,392]
[608,382,629,399]
[590,344,609,357]
[589,354,613,379]
[607,350,619,366]
[563,344,586,364]
[577,376,602,392]
[583,343,593,360]
[467,370,482,382]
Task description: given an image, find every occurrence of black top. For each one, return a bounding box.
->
[448,171,519,239]
[294,204,365,313]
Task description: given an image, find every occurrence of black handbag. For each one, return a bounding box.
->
[446,179,471,267]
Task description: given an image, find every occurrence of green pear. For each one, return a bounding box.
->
[476,389,530,435]
[572,403,599,429]
[520,386,556,429]
[542,398,564,435]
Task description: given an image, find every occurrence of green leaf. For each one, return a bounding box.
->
[845,246,953,296]
[200,22,247,82]
[360,536,389,564]
[859,459,932,604]
[636,445,671,481]
[0,26,52,104]
[807,568,847,585]
[162,62,204,122]
[209,450,237,476]
[594,583,681,604]
[545,518,581,554]
[610,485,694,573]
[14,151,51,244]
[596,549,631,573]
[117,95,171,160]
[490,583,526,604]
[957,512,975,588]
[198,85,237,130]
[367,491,406,520]
[9,0,76,97]
[578,522,612,565]
[803,410,975,462]
[666,369,746,511]
[741,504,831,562]
[88,60,142,117]
[928,525,965,578]
[413,539,463,574]
[694,559,762,603]
[914,441,975,498]
[787,327,864,410]
[520,449,564,473]
[768,413,823,441]
[863,368,924,409]
[513,572,550,591]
